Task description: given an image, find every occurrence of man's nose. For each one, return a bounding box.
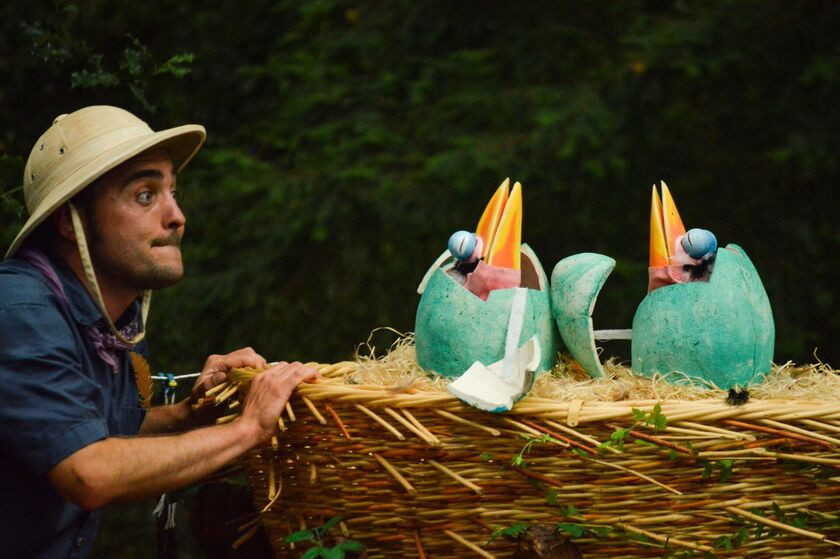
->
[163,193,186,229]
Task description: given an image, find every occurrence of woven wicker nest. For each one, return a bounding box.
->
[222,338,840,558]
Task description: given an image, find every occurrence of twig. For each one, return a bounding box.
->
[722,420,833,449]
[443,529,496,558]
[373,453,416,494]
[414,530,427,559]
[325,403,352,440]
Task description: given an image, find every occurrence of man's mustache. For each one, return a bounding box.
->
[152,232,182,247]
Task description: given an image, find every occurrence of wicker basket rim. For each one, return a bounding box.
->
[285,361,840,425]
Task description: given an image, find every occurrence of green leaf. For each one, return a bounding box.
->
[718,459,734,482]
[611,428,630,441]
[557,523,585,538]
[337,540,365,552]
[627,532,650,544]
[487,522,529,544]
[772,502,786,523]
[499,523,529,537]
[156,53,194,78]
[70,69,119,89]
[319,516,344,535]
[713,535,733,551]
[654,414,668,431]
[320,547,344,559]
[284,530,315,544]
[591,526,611,538]
[734,527,749,546]
[300,547,321,559]
[479,453,494,461]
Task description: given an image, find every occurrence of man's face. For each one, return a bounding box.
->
[81,150,186,291]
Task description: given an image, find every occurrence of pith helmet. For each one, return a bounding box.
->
[6,105,205,258]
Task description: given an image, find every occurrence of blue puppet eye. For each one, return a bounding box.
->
[448,230,478,261]
[682,228,717,258]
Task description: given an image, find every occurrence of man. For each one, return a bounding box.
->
[0,106,318,558]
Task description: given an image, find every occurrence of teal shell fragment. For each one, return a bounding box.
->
[632,244,775,388]
[549,253,616,378]
[415,245,558,378]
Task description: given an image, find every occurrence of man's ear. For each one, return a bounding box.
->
[53,205,77,243]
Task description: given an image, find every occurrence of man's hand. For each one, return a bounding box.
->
[191,347,268,403]
[238,361,319,444]
[177,347,270,428]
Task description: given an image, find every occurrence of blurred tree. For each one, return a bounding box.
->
[3,0,839,371]
[2,2,840,557]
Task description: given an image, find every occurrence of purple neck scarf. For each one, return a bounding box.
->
[17,247,138,371]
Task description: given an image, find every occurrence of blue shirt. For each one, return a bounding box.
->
[0,252,147,558]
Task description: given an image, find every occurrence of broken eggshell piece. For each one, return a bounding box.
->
[415,244,558,378]
[447,335,541,412]
[550,252,617,378]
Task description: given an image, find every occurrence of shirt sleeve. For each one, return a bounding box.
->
[0,292,108,477]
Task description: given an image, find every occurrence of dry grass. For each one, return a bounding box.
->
[348,330,840,402]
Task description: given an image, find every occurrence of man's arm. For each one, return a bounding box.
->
[48,361,317,510]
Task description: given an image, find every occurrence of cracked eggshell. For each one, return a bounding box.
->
[415,244,558,378]
[631,244,774,388]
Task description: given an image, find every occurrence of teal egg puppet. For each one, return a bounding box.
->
[632,243,774,388]
[416,243,558,379]
[550,182,774,389]
[415,179,558,412]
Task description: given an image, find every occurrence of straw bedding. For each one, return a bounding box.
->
[228,337,840,558]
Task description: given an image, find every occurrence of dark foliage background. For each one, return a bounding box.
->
[2,1,839,556]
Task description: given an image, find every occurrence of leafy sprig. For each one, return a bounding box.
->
[599,403,668,452]
[283,516,365,559]
[512,433,564,467]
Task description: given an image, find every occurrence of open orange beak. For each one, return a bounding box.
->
[475,178,509,259]
[474,178,522,270]
[649,181,686,268]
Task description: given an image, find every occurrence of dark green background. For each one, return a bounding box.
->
[2,1,838,557]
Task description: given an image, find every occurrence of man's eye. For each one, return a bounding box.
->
[137,191,153,204]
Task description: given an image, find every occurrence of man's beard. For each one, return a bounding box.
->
[86,223,185,291]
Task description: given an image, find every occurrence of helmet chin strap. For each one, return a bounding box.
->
[69,202,150,345]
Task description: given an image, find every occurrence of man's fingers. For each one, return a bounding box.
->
[263,361,319,383]
[203,347,269,372]
[212,371,227,385]
[295,365,320,383]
